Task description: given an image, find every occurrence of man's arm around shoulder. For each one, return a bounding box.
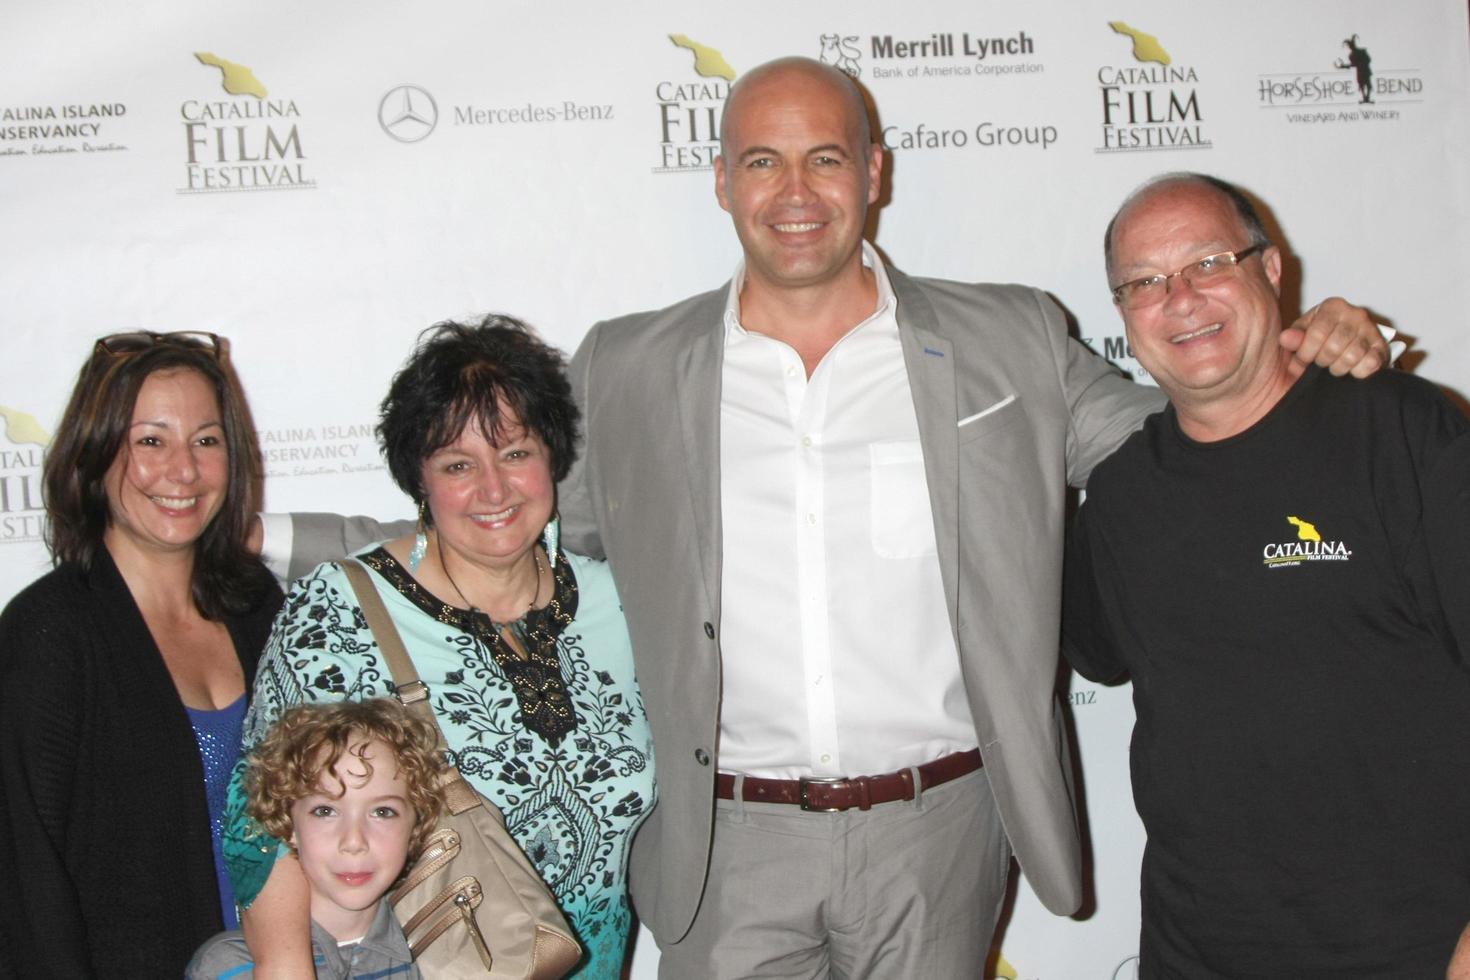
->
[559,322,606,560]
[256,513,413,585]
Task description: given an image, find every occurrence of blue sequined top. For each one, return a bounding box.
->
[187,694,247,930]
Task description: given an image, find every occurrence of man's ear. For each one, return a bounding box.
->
[1263,245,1283,296]
[714,155,730,214]
[866,142,883,205]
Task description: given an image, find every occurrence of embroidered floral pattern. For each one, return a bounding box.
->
[237,549,653,979]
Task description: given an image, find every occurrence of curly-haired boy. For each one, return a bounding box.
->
[188,698,447,979]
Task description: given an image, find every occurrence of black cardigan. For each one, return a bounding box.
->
[0,549,281,978]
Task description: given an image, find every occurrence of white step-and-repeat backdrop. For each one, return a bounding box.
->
[3,2,1467,976]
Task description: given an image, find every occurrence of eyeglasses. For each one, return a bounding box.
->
[1110,243,1269,310]
[94,331,225,359]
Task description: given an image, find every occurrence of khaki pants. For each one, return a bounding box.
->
[656,767,1011,979]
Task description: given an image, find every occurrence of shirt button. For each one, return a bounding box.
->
[819,753,831,764]
[703,621,715,639]
[806,513,817,525]
[694,748,710,766]
[801,435,813,448]
[786,365,797,377]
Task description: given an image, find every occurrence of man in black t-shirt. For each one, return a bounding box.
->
[1064,173,1470,978]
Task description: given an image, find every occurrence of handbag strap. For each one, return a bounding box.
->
[340,558,440,742]
[339,558,491,816]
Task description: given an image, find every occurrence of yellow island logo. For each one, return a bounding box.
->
[1097,21,1209,153]
[1262,515,1352,568]
[654,34,734,173]
[0,404,51,545]
[180,52,314,194]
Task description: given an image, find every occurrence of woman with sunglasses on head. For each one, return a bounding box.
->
[0,332,282,976]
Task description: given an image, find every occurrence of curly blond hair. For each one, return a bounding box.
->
[244,699,449,862]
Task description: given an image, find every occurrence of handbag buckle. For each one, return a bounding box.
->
[396,679,431,705]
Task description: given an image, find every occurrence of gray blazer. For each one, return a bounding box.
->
[560,267,1162,942]
[289,266,1163,944]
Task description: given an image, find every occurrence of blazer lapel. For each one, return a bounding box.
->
[891,269,961,625]
[672,292,726,615]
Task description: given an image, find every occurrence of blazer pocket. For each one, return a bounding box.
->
[869,440,939,560]
[957,394,1023,445]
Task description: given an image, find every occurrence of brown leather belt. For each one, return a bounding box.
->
[715,749,982,812]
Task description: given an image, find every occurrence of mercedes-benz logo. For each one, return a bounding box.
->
[378,85,438,143]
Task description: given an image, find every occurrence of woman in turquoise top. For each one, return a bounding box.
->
[224,317,654,978]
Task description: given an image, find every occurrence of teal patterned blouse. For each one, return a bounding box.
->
[222,546,655,979]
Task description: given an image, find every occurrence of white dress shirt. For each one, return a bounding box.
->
[718,244,978,779]
[257,512,295,584]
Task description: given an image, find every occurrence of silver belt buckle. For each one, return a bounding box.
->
[798,776,848,812]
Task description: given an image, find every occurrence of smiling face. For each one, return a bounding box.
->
[419,408,555,574]
[1110,181,1288,425]
[290,738,415,942]
[102,368,228,559]
[714,61,882,297]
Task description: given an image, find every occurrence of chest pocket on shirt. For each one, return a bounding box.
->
[869,440,939,559]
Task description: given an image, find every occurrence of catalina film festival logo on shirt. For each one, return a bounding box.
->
[1261,515,1352,568]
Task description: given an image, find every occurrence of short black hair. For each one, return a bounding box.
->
[1104,172,1271,282]
[377,315,580,512]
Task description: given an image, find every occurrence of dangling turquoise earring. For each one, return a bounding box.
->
[541,513,560,569]
[408,500,428,571]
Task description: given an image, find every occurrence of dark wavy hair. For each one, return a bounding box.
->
[42,335,271,618]
[377,315,580,517]
[245,699,449,864]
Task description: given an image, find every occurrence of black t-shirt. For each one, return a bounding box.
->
[1064,367,1470,978]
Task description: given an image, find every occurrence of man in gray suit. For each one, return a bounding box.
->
[279,58,1386,978]
[561,59,1153,978]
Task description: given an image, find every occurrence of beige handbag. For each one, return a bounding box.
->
[342,559,582,979]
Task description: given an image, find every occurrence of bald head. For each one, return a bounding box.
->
[711,54,883,297]
[1105,173,1270,284]
[719,57,872,157]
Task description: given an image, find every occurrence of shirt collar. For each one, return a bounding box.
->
[315,898,414,966]
[723,241,896,344]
